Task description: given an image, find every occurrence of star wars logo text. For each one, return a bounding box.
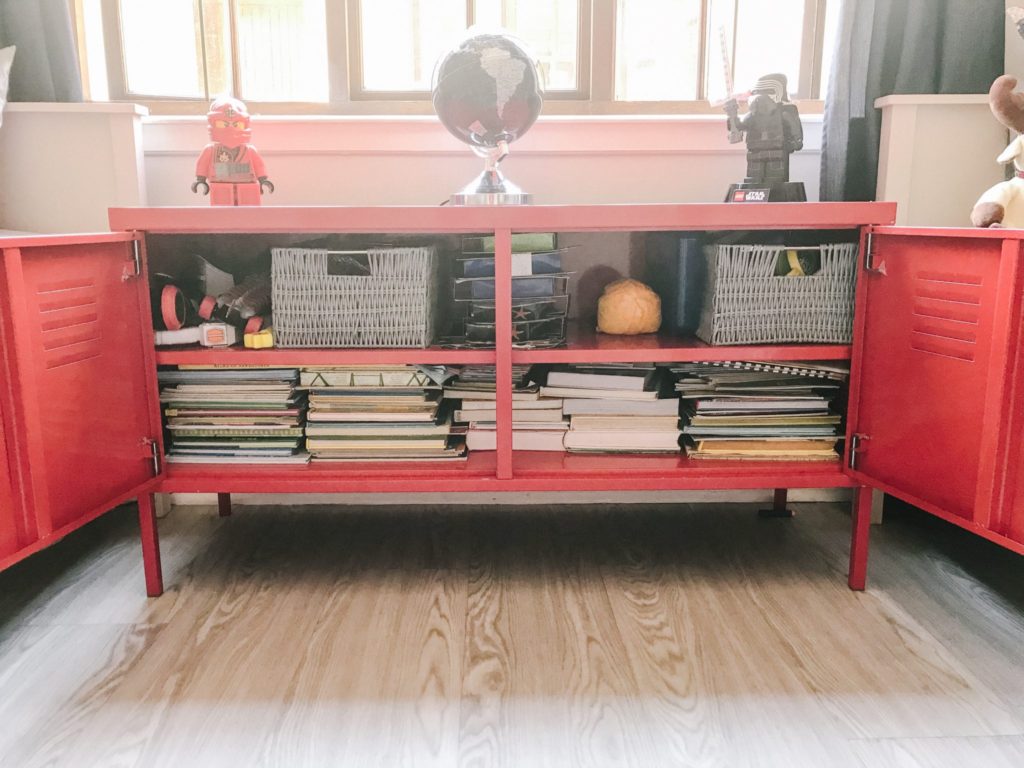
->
[732,188,771,203]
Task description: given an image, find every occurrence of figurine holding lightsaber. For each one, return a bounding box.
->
[718,29,806,202]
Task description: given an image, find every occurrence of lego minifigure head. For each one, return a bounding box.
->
[207,97,252,147]
[751,74,789,103]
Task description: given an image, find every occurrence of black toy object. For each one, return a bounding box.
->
[724,73,806,202]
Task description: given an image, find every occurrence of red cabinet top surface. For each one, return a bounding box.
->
[108,202,898,234]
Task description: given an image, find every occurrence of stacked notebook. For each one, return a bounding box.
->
[447,365,568,451]
[448,233,570,348]
[673,361,848,461]
[542,365,682,453]
[302,366,466,461]
[158,367,309,464]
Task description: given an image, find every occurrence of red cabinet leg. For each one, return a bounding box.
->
[759,487,795,518]
[138,493,164,597]
[218,492,232,517]
[848,485,872,591]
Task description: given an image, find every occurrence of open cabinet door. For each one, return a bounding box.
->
[0,385,23,561]
[846,229,1020,542]
[0,234,163,544]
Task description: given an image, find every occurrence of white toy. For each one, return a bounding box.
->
[972,76,1024,228]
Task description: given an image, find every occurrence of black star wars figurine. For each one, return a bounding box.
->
[724,73,806,202]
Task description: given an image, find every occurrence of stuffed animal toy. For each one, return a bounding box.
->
[596,279,661,335]
[972,76,1024,228]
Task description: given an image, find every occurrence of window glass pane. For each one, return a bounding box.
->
[615,0,702,101]
[731,0,804,99]
[704,0,736,103]
[360,0,466,91]
[235,0,328,101]
[474,0,579,92]
[120,0,204,97]
[819,0,841,99]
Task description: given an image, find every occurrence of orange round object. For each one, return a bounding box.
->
[596,278,662,335]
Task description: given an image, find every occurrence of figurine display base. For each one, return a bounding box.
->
[450,191,533,206]
[725,182,807,203]
[449,168,532,206]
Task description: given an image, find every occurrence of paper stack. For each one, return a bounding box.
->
[447,365,568,451]
[302,366,466,461]
[673,361,848,461]
[541,364,682,453]
[158,367,309,464]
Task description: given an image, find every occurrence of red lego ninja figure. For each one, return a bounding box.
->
[192,97,274,206]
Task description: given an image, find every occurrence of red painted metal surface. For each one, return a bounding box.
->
[137,493,163,597]
[0,386,19,560]
[155,346,496,366]
[494,229,514,480]
[846,232,1009,523]
[110,202,896,235]
[990,239,1024,547]
[0,478,162,574]
[515,322,853,364]
[160,452,855,494]
[1,237,161,537]
[848,485,873,590]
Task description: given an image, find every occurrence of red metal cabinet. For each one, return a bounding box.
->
[0,384,22,561]
[848,229,1024,555]
[0,234,163,571]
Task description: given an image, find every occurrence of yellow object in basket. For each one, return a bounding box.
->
[244,328,275,349]
[786,250,805,276]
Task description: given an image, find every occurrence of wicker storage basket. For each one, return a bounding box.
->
[696,243,858,345]
[271,246,438,348]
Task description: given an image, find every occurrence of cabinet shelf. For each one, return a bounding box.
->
[160,451,854,494]
[512,322,853,364]
[154,345,496,366]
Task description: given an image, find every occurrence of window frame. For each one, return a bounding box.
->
[83,0,832,115]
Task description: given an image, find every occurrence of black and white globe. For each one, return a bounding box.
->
[432,31,543,151]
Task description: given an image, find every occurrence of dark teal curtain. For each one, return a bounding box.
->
[821,0,1004,201]
[0,0,82,101]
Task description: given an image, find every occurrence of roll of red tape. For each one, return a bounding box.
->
[161,284,185,331]
[198,295,217,321]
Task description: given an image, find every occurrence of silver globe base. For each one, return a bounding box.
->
[449,168,532,206]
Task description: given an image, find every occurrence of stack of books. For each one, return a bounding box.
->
[541,365,682,453]
[673,361,848,461]
[447,365,568,451]
[158,367,309,464]
[449,233,570,348]
[302,366,466,461]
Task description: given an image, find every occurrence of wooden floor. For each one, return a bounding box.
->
[1,500,1023,768]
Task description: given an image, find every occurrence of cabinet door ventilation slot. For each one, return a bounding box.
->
[910,271,982,362]
[35,278,102,369]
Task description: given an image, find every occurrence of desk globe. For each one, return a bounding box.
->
[432,31,543,205]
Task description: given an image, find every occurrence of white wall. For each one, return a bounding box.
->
[875,95,1008,227]
[142,114,824,207]
[0,103,147,233]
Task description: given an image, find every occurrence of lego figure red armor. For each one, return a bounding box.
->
[724,74,806,202]
[192,97,274,206]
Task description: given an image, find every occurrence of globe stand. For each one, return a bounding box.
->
[450,142,532,206]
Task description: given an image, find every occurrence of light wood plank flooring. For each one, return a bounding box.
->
[0,500,1022,767]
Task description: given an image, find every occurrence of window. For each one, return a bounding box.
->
[79,0,835,113]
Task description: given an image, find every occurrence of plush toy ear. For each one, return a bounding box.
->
[998,136,1024,164]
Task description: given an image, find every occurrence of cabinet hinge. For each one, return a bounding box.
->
[124,239,142,280]
[848,433,870,471]
[143,438,161,476]
[864,232,887,276]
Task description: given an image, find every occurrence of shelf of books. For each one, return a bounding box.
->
[155,360,855,492]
